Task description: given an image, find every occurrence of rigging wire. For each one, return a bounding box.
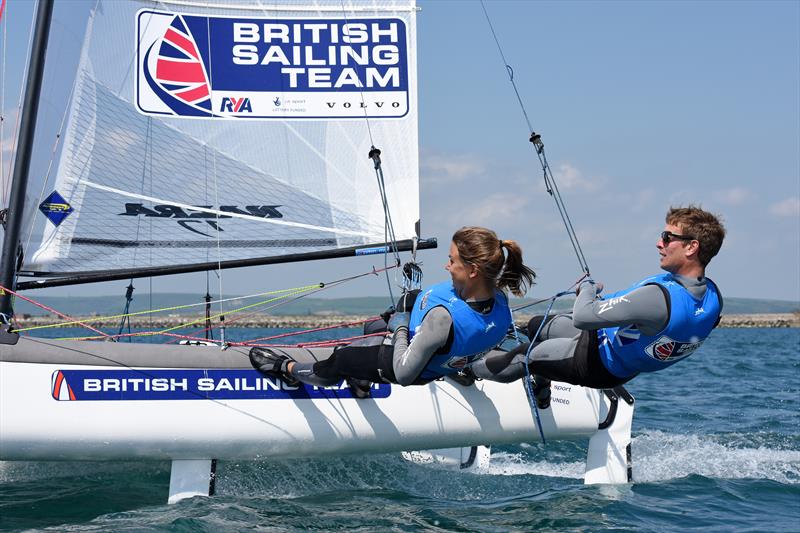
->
[1,0,37,209]
[16,263,398,343]
[479,0,591,278]
[338,0,406,306]
[1,0,7,208]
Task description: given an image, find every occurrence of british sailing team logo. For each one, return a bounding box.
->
[645,335,704,362]
[136,9,410,119]
[140,13,213,117]
[51,371,76,401]
[49,369,391,401]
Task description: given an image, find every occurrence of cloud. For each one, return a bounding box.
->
[714,187,750,206]
[769,197,800,217]
[420,151,485,184]
[630,188,656,213]
[552,162,600,192]
[470,192,530,226]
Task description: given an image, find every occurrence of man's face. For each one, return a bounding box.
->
[657,223,693,273]
[445,241,476,295]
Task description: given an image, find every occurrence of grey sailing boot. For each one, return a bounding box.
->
[249,347,301,387]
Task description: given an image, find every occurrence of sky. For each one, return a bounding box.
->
[1,0,798,305]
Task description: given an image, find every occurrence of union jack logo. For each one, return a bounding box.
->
[654,341,675,360]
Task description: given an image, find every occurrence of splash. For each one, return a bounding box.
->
[632,430,800,484]
[476,451,585,479]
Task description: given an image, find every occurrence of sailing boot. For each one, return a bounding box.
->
[346,377,372,399]
[532,375,551,410]
[249,347,301,387]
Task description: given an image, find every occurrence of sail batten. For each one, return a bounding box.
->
[25,0,419,277]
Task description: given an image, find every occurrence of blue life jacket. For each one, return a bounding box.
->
[408,282,511,381]
[598,273,722,378]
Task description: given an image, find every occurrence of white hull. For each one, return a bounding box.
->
[0,336,633,501]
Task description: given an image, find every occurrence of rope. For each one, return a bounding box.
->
[479,1,591,278]
[243,316,381,344]
[512,274,587,444]
[511,274,589,313]
[522,287,576,445]
[162,264,399,344]
[1,0,36,207]
[0,284,109,338]
[12,284,322,333]
[56,284,320,341]
[34,264,399,342]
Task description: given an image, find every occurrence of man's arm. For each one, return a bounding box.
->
[391,307,452,385]
[572,281,669,335]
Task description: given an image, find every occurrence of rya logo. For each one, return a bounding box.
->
[220,97,252,113]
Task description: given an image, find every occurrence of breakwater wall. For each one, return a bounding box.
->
[12,312,800,330]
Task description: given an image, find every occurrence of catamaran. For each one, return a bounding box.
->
[0,0,634,504]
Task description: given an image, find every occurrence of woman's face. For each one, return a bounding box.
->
[445,241,477,296]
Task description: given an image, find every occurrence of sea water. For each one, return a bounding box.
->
[1,328,798,531]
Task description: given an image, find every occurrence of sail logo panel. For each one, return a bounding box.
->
[50,369,391,401]
[136,10,410,119]
[38,191,74,227]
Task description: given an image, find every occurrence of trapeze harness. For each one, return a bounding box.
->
[598,273,722,378]
[407,282,511,382]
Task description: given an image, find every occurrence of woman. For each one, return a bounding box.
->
[249,226,535,396]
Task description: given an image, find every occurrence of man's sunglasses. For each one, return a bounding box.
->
[660,231,695,244]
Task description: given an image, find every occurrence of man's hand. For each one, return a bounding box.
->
[577,279,603,296]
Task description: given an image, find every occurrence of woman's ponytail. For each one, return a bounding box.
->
[498,239,536,297]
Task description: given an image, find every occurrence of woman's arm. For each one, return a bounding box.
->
[391,306,452,385]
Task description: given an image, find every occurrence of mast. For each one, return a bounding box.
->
[0,0,54,316]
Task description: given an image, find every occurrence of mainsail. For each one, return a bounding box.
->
[24,0,420,277]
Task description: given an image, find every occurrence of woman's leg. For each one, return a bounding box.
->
[289,343,388,385]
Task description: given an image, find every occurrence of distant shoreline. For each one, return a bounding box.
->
[12,312,800,330]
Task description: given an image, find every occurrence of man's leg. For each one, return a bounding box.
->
[472,336,581,384]
[529,313,581,341]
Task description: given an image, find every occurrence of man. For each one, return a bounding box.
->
[471,205,726,396]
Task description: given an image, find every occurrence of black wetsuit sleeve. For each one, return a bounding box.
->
[572,282,669,336]
[391,306,452,385]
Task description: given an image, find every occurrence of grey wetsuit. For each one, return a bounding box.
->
[289,298,494,386]
[471,275,708,387]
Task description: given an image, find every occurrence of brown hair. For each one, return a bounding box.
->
[451,226,536,297]
[666,205,726,266]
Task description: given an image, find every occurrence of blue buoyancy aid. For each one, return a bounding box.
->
[408,282,511,381]
[598,273,721,378]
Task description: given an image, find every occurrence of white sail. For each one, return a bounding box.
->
[25,0,419,274]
